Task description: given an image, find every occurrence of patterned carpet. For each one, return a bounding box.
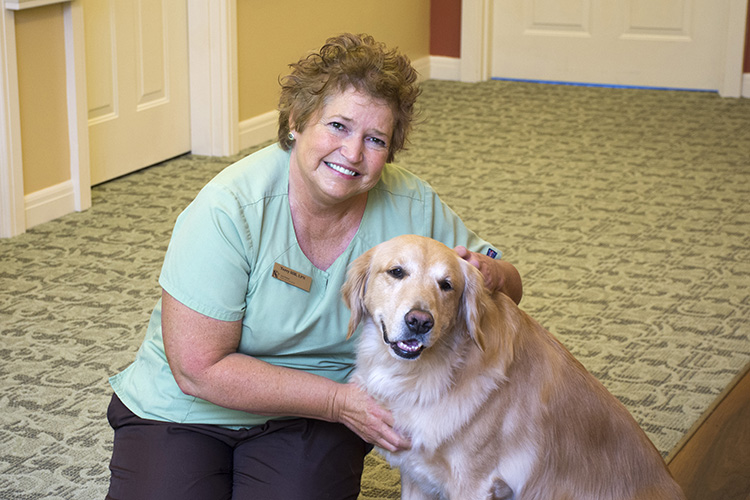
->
[1,79,749,499]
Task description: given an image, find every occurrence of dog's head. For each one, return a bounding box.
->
[342,235,490,360]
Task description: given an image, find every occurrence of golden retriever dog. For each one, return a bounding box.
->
[342,235,685,500]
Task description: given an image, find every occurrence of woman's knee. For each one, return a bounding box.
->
[232,418,369,499]
[106,395,233,500]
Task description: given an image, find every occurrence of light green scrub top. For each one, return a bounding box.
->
[110,143,501,428]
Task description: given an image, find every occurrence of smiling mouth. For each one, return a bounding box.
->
[325,161,359,177]
[381,321,425,360]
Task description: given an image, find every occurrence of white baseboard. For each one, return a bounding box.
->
[743,73,750,98]
[411,56,431,82]
[428,56,461,81]
[238,109,279,151]
[25,180,76,229]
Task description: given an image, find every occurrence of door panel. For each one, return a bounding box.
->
[135,1,166,107]
[84,0,189,185]
[492,0,726,90]
[84,0,116,122]
[624,0,690,37]
[526,0,590,34]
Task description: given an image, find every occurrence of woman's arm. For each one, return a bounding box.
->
[454,246,523,304]
[161,289,410,452]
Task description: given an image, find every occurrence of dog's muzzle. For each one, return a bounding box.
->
[381,309,433,360]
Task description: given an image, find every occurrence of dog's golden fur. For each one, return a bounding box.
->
[343,235,685,500]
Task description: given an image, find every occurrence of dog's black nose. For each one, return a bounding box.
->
[405,309,434,335]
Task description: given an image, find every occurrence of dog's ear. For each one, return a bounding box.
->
[458,259,490,352]
[341,250,372,339]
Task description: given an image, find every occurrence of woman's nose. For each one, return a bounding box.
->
[341,135,364,163]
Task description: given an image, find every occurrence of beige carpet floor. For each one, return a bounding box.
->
[1,79,749,499]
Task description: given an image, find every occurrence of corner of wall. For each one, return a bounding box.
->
[24,180,76,230]
[412,56,432,81]
[427,56,461,81]
[238,110,278,151]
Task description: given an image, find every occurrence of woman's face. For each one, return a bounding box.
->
[289,87,394,207]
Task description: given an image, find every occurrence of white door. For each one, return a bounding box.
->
[491,0,727,90]
[83,0,190,185]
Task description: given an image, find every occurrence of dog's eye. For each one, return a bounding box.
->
[439,279,453,291]
[387,267,405,279]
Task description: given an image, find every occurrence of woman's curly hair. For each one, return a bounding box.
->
[278,33,421,163]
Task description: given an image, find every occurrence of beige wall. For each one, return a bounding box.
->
[15,4,70,195]
[236,1,431,121]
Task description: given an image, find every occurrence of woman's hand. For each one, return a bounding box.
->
[454,246,523,304]
[329,382,411,453]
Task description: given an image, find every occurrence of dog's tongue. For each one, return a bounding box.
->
[397,340,422,352]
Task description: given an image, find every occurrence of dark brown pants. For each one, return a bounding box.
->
[105,394,372,500]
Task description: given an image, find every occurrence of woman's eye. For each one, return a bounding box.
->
[330,122,346,131]
[387,267,404,279]
[368,137,387,148]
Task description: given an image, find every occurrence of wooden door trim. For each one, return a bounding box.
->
[0,6,25,238]
[460,0,492,83]
[64,0,91,212]
[187,0,239,157]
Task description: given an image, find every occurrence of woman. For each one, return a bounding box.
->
[106,33,522,499]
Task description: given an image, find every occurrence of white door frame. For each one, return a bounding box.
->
[0,4,25,238]
[460,0,749,98]
[187,0,238,158]
[0,0,238,238]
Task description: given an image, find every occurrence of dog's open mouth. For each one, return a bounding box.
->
[382,322,425,359]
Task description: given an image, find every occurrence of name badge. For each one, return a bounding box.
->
[272,263,312,292]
